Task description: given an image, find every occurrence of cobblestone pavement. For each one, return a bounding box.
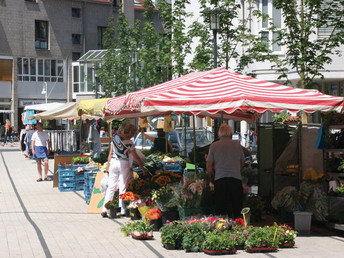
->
[0,144,344,258]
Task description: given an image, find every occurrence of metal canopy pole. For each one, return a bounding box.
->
[79,115,82,154]
[184,115,187,156]
[192,115,197,171]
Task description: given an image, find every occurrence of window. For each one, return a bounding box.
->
[72,34,81,45]
[17,57,64,82]
[72,8,81,18]
[35,20,49,49]
[97,27,107,49]
[72,52,81,61]
[72,62,102,94]
[258,0,282,52]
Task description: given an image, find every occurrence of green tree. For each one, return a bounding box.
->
[271,0,344,88]
[98,13,134,97]
[189,0,273,73]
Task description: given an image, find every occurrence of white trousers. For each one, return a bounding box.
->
[102,158,132,213]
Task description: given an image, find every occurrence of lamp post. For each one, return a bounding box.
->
[132,51,138,92]
[203,9,222,139]
[41,82,48,103]
[94,67,99,99]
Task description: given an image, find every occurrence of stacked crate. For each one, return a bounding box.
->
[58,164,87,192]
[163,161,182,173]
[84,170,98,204]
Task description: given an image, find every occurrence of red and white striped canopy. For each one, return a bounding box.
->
[104,68,344,121]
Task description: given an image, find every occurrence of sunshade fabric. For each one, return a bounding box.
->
[77,98,110,117]
[24,102,65,112]
[141,68,344,117]
[104,68,344,121]
[28,102,100,121]
[104,70,255,122]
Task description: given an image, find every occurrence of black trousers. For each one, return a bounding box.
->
[214,177,243,219]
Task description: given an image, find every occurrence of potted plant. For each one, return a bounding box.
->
[231,221,254,250]
[182,222,206,252]
[244,195,265,222]
[120,192,141,220]
[130,220,153,240]
[245,226,278,253]
[202,231,236,255]
[160,221,186,250]
[104,200,121,219]
[151,185,180,223]
[336,183,344,196]
[276,225,297,248]
[145,208,163,231]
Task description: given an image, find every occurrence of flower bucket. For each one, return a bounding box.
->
[294,211,312,235]
[161,209,179,224]
[130,208,142,220]
[149,218,163,231]
[109,207,121,219]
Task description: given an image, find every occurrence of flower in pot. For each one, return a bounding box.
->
[230,226,254,250]
[244,195,265,222]
[160,221,187,250]
[276,225,297,247]
[245,226,278,252]
[130,220,153,239]
[104,200,120,219]
[182,222,206,252]
[202,231,236,255]
[145,208,163,231]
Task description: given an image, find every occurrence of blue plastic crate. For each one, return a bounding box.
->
[59,187,76,192]
[163,161,182,172]
[75,185,84,191]
[59,181,76,188]
[58,176,76,182]
[58,165,73,170]
[73,164,87,170]
[58,169,75,177]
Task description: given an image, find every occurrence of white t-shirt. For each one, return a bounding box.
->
[31,131,50,147]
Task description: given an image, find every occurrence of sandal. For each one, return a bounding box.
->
[101,212,108,218]
[36,178,43,182]
[44,177,52,181]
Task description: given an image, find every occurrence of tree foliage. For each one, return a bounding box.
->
[270,0,344,88]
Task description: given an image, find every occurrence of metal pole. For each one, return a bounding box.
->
[184,115,187,157]
[79,115,82,154]
[192,115,197,171]
[213,29,218,69]
[133,61,136,92]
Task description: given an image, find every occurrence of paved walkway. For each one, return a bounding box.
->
[0,144,344,258]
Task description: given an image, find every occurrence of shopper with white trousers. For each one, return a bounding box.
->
[101,123,146,218]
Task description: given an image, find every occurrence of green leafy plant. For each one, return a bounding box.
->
[276,225,297,246]
[202,231,235,251]
[338,160,344,172]
[72,156,90,164]
[245,226,278,249]
[151,185,177,211]
[130,220,153,235]
[273,112,300,124]
[159,221,186,247]
[182,223,206,252]
[337,184,344,195]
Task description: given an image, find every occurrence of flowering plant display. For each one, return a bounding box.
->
[230,226,254,249]
[119,192,140,205]
[202,231,236,252]
[127,178,152,197]
[159,221,187,248]
[145,208,162,220]
[273,112,300,123]
[276,225,297,246]
[151,185,177,211]
[104,200,118,209]
[151,170,182,188]
[182,222,206,252]
[176,178,206,208]
[244,226,278,249]
[336,183,344,195]
[322,111,344,126]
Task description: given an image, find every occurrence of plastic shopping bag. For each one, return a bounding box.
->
[101,173,109,194]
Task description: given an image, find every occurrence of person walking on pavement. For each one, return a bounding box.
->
[2,119,13,146]
[101,123,147,218]
[31,122,51,182]
[206,124,245,219]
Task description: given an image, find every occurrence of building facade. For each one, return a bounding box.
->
[0,0,116,130]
